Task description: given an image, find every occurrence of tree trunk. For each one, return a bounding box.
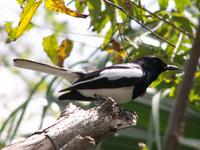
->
[3,98,137,150]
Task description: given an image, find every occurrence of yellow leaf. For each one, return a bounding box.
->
[16,0,26,5]
[57,39,73,67]
[195,72,200,78]
[43,34,73,67]
[16,0,42,38]
[105,39,127,57]
[44,0,88,18]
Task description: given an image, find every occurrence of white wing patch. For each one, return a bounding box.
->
[71,64,143,87]
[114,63,140,68]
[72,67,143,87]
[100,68,143,80]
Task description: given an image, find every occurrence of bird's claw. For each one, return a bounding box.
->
[119,108,138,120]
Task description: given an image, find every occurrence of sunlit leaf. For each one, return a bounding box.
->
[4,0,40,41]
[102,27,115,46]
[16,0,26,5]
[43,34,58,64]
[57,39,73,67]
[105,39,126,57]
[174,0,190,13]
[43,34,73,67]
[5,22,16,38]
[87,0,101,15]
[172,13,194,35]
[16,0,42,39]
[158,0,169,10]
[97,12,110,32]
[4,22,17,42]
[75,0,87,13]
[87,0,102,32]
[44,0,88,18]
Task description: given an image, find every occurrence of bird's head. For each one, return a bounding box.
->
[134,56,179,74]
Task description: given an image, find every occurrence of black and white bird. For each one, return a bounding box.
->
[13,56,178,104]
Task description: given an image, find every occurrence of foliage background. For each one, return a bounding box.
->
[0,0,200,149]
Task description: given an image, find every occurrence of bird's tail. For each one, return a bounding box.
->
[13,59,83,83]
[58,90,97,101]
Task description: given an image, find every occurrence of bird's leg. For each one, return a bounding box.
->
[140,90,146,97]
[94,94,107,101]
[92,94,107,106]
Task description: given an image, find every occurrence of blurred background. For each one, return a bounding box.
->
[0,0,200,149]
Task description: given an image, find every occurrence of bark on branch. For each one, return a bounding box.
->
[163,19,200,150]
[3,98,137,150]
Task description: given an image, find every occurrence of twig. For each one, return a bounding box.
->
[113,14,130,58]
[131,1,195,39]
[171,33,183,61]
[163,19,200,150]
[34,24,105,38]
[102,0,175,47]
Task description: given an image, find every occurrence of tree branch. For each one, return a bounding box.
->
[3,98,137,150]
[163,19,200,150]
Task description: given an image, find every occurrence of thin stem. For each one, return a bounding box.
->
[130,1,195,39]
[102,0,175,47]
[113,13,129,58]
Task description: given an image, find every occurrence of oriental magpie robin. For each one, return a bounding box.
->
[13,56,178,104]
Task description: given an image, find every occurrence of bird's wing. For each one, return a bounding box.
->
[64,64,144,90]
[13,59,83,83]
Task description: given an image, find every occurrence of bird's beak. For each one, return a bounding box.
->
[165,65,179,70]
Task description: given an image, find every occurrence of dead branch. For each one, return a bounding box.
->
[3,98,137,150]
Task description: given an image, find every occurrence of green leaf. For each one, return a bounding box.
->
[87,0,102,32]
[43,34,73,67]
[102,27,115,47]
[158,0,169,10]
[113,0,128,21]
[87,0,101,14]
[4,22,17,42]
[16,0,26,5]
[172,13,194,35]
[75,0,87,13]
[43,34,59,63]
[43,34,58,53]
[174,0,190,13]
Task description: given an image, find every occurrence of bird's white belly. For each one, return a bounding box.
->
[78,87,134,104]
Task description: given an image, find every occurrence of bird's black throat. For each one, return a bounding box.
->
[131,68,163,99]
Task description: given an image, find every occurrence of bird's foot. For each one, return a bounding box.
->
[119,108,138,121]
[140,91,146,97]
[92,94,107,106]
[94,94,107,101]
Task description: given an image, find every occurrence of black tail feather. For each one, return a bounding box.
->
[58,90,97,101]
